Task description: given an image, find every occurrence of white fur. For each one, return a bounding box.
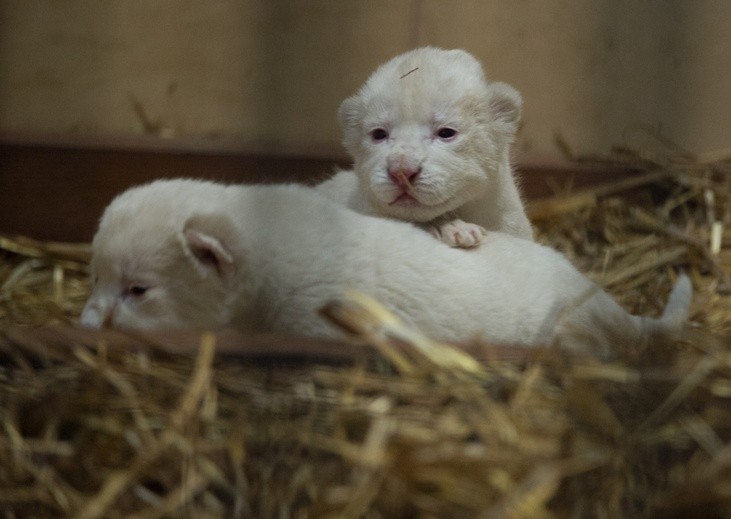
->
[81,179,690,358]
[317,47,533,247]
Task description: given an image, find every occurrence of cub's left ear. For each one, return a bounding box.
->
[486,82,523,135]
[180,214,237,280]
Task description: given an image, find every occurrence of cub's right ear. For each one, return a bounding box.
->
[337,95,362,131]
[338,94,364,154]
[180,214,239,280]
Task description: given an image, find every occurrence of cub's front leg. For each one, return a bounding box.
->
[430,218,488,249]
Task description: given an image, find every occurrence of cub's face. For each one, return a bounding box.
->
[80,189,240,332]
[81,231,229,332]
[81,242,195,331]
[339,48,521,222]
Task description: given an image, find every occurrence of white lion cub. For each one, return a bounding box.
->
[81,179,690,358]
[317,47,532,247]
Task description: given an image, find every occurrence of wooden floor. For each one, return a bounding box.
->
[0,141,630,242]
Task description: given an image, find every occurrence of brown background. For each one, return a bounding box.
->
[1,1,728,240]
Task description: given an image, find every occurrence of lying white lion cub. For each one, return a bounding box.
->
[80,179,690,357]
[317,47,532,247]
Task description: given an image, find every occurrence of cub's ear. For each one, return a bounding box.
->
[338,94,364,154]
[337,94,362,131]
[180,214,238,279]
[486,82,522,134]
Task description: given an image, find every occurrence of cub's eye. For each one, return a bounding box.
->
[436,128,457,140]
[127,285,148,297]
[370,128,389,141]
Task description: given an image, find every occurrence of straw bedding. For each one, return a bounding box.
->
[1,147,730,517]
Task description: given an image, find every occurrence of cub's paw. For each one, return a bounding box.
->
[431,219,488,248]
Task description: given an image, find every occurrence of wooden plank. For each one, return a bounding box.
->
[0,141,637,242]
[0,324,359,365]
[0,323,555,366]
[0,143,342,241]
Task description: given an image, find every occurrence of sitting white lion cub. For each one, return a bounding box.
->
[81,179,690,357]
[317,47,532,247]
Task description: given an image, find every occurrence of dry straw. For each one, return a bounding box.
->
[1,139,730,517]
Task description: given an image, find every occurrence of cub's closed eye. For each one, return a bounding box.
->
[436,128,458,140]
[127,285,148,297]
[370,128,389,141]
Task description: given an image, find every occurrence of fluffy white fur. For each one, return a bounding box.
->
[81,179,690,358]
[317,47,533,247]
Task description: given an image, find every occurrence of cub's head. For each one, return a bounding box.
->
[339,47,522,222]
[80,180,245,332]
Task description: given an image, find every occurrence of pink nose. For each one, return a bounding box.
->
[388,167,420,188]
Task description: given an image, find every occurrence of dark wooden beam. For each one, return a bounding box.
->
[0,141,634,242]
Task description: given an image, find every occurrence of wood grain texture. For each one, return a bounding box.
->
[0,141,633,241]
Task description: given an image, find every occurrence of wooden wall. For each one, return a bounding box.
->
[0,1,728,240]
[1,1,729,160]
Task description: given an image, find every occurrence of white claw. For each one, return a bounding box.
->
[435,219,488,248]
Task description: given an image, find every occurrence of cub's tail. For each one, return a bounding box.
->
[659,274,693,329]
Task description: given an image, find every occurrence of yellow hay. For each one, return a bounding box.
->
[1,146,730,516]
